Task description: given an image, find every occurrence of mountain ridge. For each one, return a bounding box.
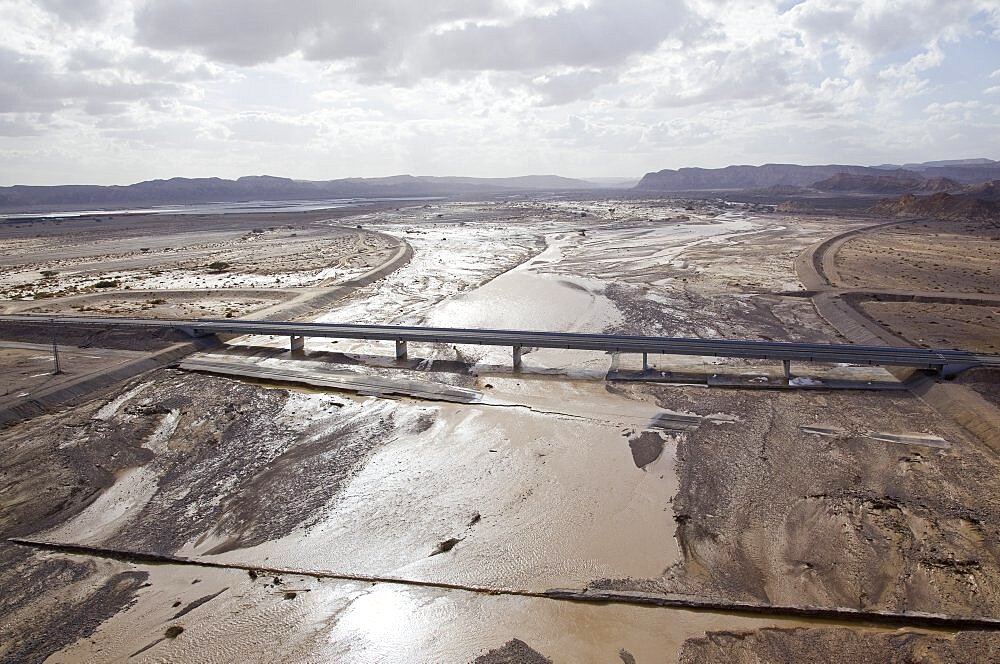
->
[635,160,1000,192]
[0,174,597,212]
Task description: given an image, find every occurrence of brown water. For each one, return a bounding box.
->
[47,562,934,664]
[196,375,682,592]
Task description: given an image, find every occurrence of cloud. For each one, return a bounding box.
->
[530,68,616,106]
[0,47,183,114]
[1,0,998,184]
[134,0,503,68]
[225,113,319,143]
[652,42,795,108]
[643,118,717,145]
[0,114,45,136]
[134,0,699,84]
[875,41,944,98]
[34,0,113,24]
[410,0,698,75]
[790,0,987,53]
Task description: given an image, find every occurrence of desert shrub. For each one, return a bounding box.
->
[92,280,119,288]
[207,261,230,272]
[40,270,59,277]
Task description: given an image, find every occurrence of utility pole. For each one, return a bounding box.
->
[50,319,62,375]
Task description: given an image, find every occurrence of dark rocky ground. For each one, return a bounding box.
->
[679,627,1000,663]
[473,639,553,664]
[0,370,407,555]
[0,543,147,664]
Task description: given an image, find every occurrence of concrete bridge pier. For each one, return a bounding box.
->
[290,335,305,354]
[513,345,523,369]
[642,352,649,373]
[395,340,408,360]
[783,359,792,380]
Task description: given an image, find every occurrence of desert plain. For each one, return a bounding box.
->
[0,195,998,663]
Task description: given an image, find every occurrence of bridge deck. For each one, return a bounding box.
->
[2,314,997,370]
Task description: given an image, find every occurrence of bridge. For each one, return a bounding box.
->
[3,314,997,378]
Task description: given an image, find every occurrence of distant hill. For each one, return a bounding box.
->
[582,176,642,188]
[812,173,961,194]
[962,180,1000,201]
[634,164,920,191]
[635,160,1000,193]
[0,174,598,212]
[873,192,1000,223]
[873,159,1000,183]
[875,158,997,170]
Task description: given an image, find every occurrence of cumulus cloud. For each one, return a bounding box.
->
[530,69,617,106]
[0,0,998,184]
[225,113,319,143]
[134,0,504,68]
[35,0,113,24]
[0,114,45,136]
[410,0,698,75]
[134,0,699,84]
[0,46,184,114]
[652,42,795,107]
[788,0,994,59]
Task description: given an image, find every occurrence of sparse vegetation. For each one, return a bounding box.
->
[92,280,119,288]
[207,261,231,272]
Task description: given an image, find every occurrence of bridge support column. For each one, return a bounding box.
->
[513,345,523,369]
[395,340,408,360]
[290,335,305,354]
[783,359,792,380]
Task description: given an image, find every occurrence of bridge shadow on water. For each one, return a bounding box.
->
[212,341,613,382]
[204,341,920,391]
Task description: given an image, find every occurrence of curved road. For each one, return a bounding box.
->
[794,216,1000,447]
[0,227,413,427]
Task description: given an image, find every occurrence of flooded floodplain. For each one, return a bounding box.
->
[3,200,997,662]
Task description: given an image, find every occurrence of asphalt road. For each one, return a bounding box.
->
[1,314,996,369]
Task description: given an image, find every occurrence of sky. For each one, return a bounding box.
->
[0,0,998,185]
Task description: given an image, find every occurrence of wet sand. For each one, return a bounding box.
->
[1,199,998,661]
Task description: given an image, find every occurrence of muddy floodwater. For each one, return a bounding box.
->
[3,200,998,662]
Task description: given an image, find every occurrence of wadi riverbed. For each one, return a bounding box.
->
[1,199,997,662]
